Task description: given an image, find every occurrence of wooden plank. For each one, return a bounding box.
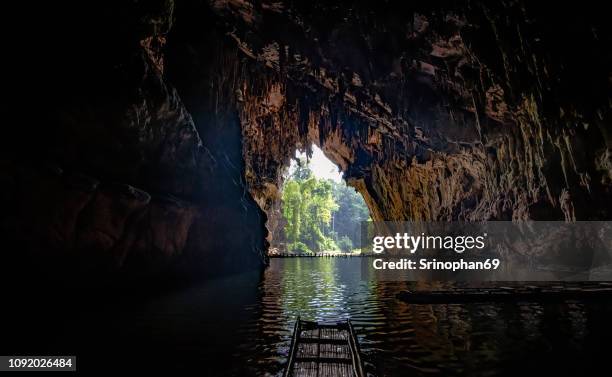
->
[294,357,353,364]
[347,321,366,377]
[284,317,301,377]
[300,321,349,330]
[299,338,348,345]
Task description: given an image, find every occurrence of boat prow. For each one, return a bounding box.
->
[284,317,366,377]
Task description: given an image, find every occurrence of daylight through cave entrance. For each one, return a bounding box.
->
[269,145,371,256]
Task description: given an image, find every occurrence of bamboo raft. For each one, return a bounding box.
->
[397,284,612,304]
[284,317,365,377]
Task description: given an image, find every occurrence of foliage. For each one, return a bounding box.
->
[282,166,338,253]
[320,237,338,252]
[291,158,313,181]
[330,181,370,246]
[337,235,353,252]
[281,159,370,254]
[289,241,312,255]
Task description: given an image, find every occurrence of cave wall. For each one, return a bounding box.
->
[2,0,267,279]
[1,0,610,279]
[216,0,611,222]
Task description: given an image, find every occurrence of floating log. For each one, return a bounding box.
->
[396,285,612,304]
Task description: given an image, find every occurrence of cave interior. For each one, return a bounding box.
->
[1,0,610,285]
[0,1,611,375]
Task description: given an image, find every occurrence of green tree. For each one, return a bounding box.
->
[282,180,302,246]
[331,182,370,245]
[297,177,338,252]
[281,166,339,253]
[281,159,369,254]
[337,235,353,252]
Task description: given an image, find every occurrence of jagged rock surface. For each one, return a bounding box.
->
[211,0,611,222]
[2,0,267,277]
[1,163,198,273]
[2,0,610,279]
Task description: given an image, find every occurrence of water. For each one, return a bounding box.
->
[235,258,612,376]
[11,258,612,375]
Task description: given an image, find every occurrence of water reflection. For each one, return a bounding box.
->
[242,258,612,377]
[18,257,611,375]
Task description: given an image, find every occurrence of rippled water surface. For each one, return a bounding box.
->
[41,257,612,376]
[233,258,612,376]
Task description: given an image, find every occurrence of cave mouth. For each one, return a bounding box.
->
[269,144,371,256]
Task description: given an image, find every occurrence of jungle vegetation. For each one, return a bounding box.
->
[281,160,370,254]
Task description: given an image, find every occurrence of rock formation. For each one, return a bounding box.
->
[1,0,610,278]
[217,0,611,223]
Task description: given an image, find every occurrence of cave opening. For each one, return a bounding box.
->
[269,144,371,256]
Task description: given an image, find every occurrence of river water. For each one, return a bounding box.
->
[234,258,612,376]
[28,257,612,376]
